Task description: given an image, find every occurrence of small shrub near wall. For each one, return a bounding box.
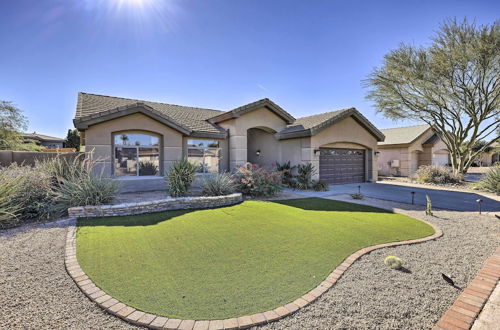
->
[202,173,237,196]
[167,159,197,197]
[235,163,283,197]
[413,165,463,185]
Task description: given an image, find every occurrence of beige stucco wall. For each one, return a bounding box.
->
[310,116,379,181]
[83,111,183,176]
[217,107,288,169]
[246,128,280,167]
[81,106,382,183]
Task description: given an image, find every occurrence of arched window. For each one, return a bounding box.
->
[113,132,160,176]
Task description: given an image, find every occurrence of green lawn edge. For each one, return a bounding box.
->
[76,197,435,320]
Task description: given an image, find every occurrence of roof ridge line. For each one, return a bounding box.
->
[79,92,224,113]
[381,123,429,130]
[296,107,354,120]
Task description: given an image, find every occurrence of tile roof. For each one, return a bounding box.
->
[209,98,295,124]
[378,124,430,146]
[22,132,64,142]
[75,93,225,135]
[278,108,385,141]
[74,93,384,141]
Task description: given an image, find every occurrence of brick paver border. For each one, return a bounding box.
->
[65,216,442,329]
[434,247,500,330]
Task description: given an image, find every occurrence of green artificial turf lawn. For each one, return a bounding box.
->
[76,197,434,320]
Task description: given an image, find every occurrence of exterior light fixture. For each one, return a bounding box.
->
[314,149,321,155]
[256,150,261,156]
[411,191,415,205]
[476,199,483,214]
[374,151,380,156]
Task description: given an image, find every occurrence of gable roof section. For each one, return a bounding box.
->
[208,98,295,125]
[277,108,385,141]
[378,124,431,146]
[74,93,227,138]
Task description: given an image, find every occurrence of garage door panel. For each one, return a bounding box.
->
[319,148,365,185]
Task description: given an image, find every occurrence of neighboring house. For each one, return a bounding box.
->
[478,142,500,166]
[377,124,450,177]
[73,93,385,185]
[22,132,65,149]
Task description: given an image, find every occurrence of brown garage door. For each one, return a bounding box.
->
[319,148,365,184]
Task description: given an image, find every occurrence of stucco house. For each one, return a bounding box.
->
[73,93,385,186]
[477,142,500,166]
[377,124,450,177]
[22,132,65,149]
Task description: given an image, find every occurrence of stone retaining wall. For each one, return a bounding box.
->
[67,193,243,218]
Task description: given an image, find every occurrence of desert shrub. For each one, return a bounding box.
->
[54,173,117,209]
[202,173,237,196]
[236,163,283,197]
[384,256,404,270]
[51,157,118,209]
[0,163,56,220]
[312,180,329,191]
[296,163,316,190]
[35,154,85,184]
[139,161,159,176]
[414,165,463,184]
[276,161,296,187]
[351,193,364,200]
[476,165,500,195]
[167,159,198,197]
[0,175,21,226]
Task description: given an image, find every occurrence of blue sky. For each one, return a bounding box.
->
[0,0,498,138]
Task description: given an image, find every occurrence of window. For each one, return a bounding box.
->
[114,133,160,176]
[187,139,220,173]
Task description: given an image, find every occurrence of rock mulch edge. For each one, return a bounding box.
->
[433,247,500,330]
[65,216,443,330]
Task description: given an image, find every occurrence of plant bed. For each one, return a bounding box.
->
[74,198,434,321]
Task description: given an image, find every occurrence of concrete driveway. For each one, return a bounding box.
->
[285,182,500,212]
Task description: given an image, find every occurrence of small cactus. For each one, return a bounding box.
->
[384,256,404,270]
[426,195,433,216]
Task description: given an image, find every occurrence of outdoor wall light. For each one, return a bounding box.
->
[314,149,321,155]
[256,150,261,156]
[374,151,380,156]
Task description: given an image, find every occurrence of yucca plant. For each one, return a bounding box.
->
[167,159,198,197]
[202,173,237,196]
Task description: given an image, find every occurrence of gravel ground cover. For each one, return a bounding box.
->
[0,219,141,330]
[259,195,500,330]
[0,196,498,329]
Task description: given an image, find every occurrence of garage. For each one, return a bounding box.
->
[319,148,365,184]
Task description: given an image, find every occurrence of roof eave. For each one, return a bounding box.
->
[276,129,312,140]
[307,108,385,142]
[209,99,295,125]
[74,103,192,135]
